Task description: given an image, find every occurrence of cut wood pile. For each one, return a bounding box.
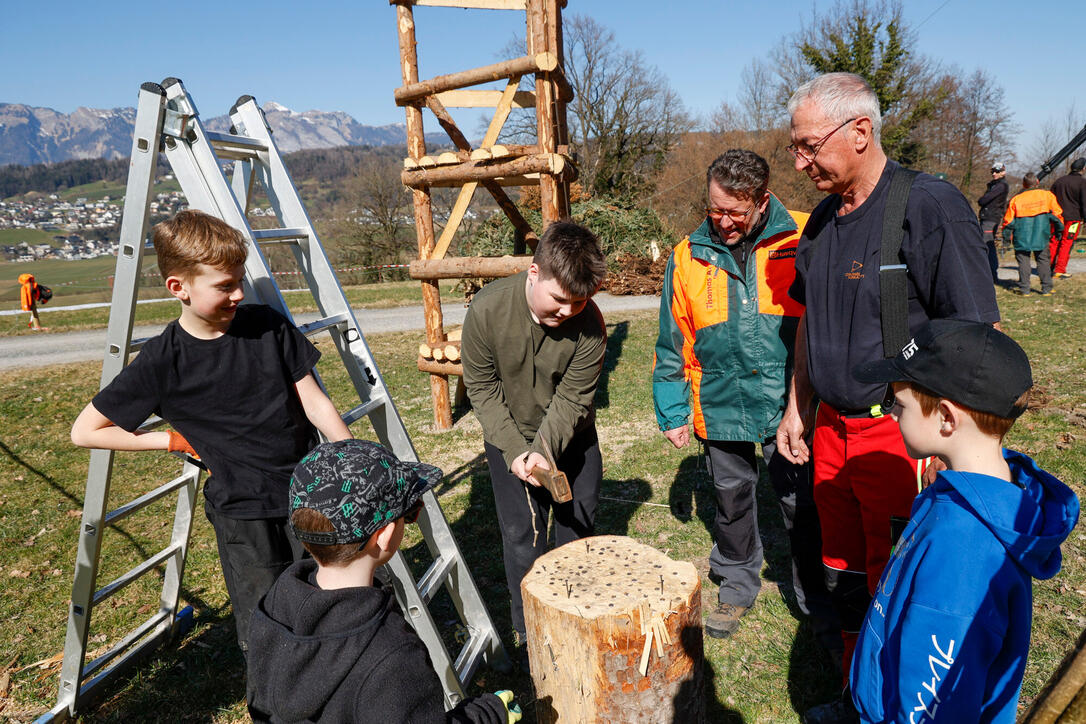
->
[603,252,670,296]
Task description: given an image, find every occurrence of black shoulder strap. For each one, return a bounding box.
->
[879,167,919,357]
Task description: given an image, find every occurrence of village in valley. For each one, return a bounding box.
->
[0,186,186,262]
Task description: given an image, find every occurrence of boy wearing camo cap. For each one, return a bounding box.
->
[246,439,520,724]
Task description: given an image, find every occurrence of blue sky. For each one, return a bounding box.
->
[3,0,1083,170]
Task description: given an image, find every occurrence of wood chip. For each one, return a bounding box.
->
[638,628,653,676]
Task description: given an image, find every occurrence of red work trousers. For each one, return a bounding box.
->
[812,404,926,678]
[1050,220,1081,275]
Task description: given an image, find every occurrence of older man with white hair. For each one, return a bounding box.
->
[777,72,1000,724]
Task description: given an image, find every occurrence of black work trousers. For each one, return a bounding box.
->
[485,430,602,639]
[704,437,835,642]
[204,501,305,652]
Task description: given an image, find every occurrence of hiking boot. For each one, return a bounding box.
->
[705,602,749,639]
[1054,272,1072,279]
[1040,290,1055,296]
[1012,288,1029,295]
[804,693,860,724]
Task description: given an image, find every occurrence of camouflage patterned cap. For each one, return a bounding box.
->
[289,439,443,546]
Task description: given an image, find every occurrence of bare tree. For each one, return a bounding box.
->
[914,68,1016,195]
[323,157,413,278]
[563,15,693,198]
[738,59,785,132]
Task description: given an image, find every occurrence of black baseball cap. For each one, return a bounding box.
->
[289,439,443,546]
[1072,158,1086,172]
[853,319,1032,418]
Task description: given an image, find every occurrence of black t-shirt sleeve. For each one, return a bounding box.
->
[904,180,1001,324]
[92,339,165,432]
[269,307,321,381]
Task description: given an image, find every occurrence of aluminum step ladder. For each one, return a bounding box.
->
[41,77,507,723]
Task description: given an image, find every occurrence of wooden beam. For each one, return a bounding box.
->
[418,357,464,376]
[410,255,533,280]
[395,1,451,430]
[435,89,536,109]
[402,153,568,187]
[403,0,526,9]
[395,53,557,106]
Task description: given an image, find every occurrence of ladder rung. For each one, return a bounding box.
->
[82,609,171,681]
[342,398,386,426]
[129,336,153,352]
[251,227,309,244]
[418,554,456,603]
[93,543,180,607]
[136,414,166,432]
[297,313,350,338]
[204,130,268,159]
[454,631,489,684]
[104,471,199,527]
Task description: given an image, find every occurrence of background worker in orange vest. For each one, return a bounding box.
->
[1003,173,1064,296]
[18,273,46,331]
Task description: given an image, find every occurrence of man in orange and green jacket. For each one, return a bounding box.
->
[653,150,836,648]
[1002,172,1063,295]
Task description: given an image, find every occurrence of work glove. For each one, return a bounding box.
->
[167,430,198,457]
[495,690,522,723]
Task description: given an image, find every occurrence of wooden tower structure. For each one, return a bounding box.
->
[390,0,574,430]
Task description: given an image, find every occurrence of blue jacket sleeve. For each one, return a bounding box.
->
[652,251,690,432]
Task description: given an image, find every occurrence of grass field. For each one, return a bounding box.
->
[0,278,1083,722]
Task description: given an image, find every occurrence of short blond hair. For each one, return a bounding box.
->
[152,209,248,281]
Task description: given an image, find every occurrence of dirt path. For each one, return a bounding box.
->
[0,293,661,371]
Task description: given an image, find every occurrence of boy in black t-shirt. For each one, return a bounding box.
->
[71,210,352,652]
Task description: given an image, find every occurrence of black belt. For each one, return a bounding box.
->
[837,404,886,419]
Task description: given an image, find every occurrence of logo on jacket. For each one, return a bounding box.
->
[845,260,864,280]
[768,248,797,259]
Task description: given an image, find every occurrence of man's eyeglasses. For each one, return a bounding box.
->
[404,499,424,524]
[787,117,857,165]
[707,202,756,223]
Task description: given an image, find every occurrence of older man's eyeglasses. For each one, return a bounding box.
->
[787,117,857,165]
[707,202,756,223]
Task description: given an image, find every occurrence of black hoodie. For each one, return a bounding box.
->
[247,559,507,724]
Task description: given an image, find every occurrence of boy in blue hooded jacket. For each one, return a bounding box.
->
[850,320,1079,723]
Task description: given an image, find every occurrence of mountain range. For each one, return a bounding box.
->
[0,101,445,166]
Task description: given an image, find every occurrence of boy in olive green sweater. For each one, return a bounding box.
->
[461,221,607,650]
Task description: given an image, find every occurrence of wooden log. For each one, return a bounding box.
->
[419,342,433,359]
[401,153,568,188]
[447,327,462,342]
[394,53,557,106]
[432,345,446,362]
[395,1,451,431]
[444,342,461,362]
[521,535,704,724]
[418,357,464,376]
[404,0,527,9]
[1020,625,1086,724]
[435,89,536,109]
[410,255,532,280]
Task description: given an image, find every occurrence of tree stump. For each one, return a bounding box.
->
[521,535,703,723]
